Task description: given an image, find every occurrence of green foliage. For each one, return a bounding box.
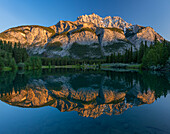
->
[10,58,17,70]
[62,21,78,26]
[17,63,25,70]
[0,40,29,70]
[45,42,63,51]
[41,57,105,67]
[0,58,5,70]
[69,42,102,58]
[138,41,145,63]
[30,57,42,69]
[105,40,170,70]
[104,27,124,34]
[142,43,169,69]
[50,31,69,39]
[72,28,95,34]
[103,42,125,53]
[59,31,69,36]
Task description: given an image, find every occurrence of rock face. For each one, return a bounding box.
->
[126,25,164,49]
[77,13,132,29]
[0,26,54,47]
[0,13,165,58]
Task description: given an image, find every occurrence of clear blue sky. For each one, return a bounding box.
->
[0,0,170,40]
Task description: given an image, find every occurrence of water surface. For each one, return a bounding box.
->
[0,69,169,134]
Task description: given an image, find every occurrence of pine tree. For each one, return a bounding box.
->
[133,50,138,63]
[154,35,157,45]
[106,56,109,63]
[163,39,166,46]
[129,45,133,63]
[0,58,4,70]
[25,58,32,70]
[48,60,51,68]
[108,56,111,63]
[144,41,148,52]
[110,54,113,63]
[0,40,2,49]
[113,52,116,63]
[117,53,121,63]
[123,49,128,63]
[10,58,17,70]
[138,41,145,63]
[142,43,169,68]
[150,42,153,48]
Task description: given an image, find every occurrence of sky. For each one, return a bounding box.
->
[0,0,170,40]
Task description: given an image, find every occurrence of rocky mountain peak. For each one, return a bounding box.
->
[77,13,132,29]
[0,13,165,58]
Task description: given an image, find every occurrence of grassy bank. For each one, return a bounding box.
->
[42,65,80,69]
[101,63,141,69]
[2,67,13,71]
[0,63,142,72]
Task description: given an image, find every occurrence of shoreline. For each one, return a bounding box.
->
[0,63,169,72]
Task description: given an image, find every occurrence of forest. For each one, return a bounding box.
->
[0,37,169,71]
[106,38,170,70]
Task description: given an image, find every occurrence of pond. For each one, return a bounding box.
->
[0,69,169,134]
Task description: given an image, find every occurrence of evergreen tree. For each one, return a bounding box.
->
[113,52,116,63]
[163,39,166,46]
[150,42,153,48]
[123,49,128,63]
[0,40,3,49]
[25,58,32,70]
[154,35,157,45]
[145,41,148,51]
[106,56,109,63]
[108,56,111,63]
[138,41,145,63]
[142,43,169,68]
[117,53,121,63]
[110,54,113,63]
[130,45,133,63]
[133,50,138,63]
[0,58,4,70]
[10,58,17,70]
[48,60,51,68]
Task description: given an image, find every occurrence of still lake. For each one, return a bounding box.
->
[0,69,169,134]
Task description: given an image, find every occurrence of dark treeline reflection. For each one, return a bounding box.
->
[105,71,170,99]
[0,69,169,99]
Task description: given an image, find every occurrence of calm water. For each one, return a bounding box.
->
[0,69,170,134]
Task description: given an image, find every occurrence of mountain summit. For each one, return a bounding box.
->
[77,13,132,29]
[0,13,164,58]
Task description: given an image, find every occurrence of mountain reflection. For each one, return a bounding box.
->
[0,69,169,118]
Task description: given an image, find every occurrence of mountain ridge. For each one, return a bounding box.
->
[0,13,165,58]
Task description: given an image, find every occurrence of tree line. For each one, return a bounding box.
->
[105,36,170,69]
[0,40,28,70]
[0,36,169,71]
[0,69,169,99]
[41,57,105,67]
[0,40,105,70]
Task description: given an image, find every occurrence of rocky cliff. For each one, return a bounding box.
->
[0,13,164,58]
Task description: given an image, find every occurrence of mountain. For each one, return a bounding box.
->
[0,13,164,58]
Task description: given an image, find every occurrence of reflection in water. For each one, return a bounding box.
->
[0,69,169,118]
